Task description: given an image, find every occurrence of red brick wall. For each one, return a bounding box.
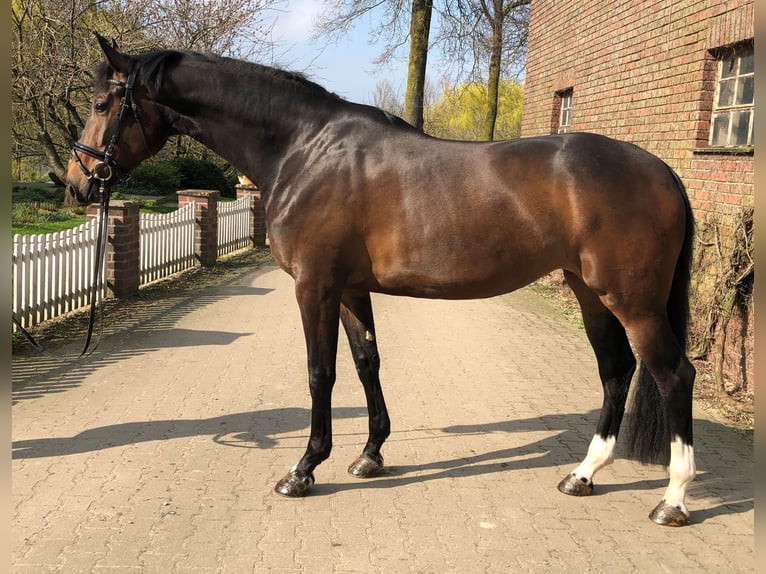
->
[521,0,754,390]
[522,0,753,213]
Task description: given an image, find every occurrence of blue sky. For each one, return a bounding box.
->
[264,1,410,104]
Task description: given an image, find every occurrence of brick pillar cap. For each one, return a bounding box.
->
[176,189,221,197]
[108,200,141,208]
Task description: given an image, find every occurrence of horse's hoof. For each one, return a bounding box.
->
[649,500,689,527]
[348,454,384,478]
[557,473,594,496]
[274,471,314,497]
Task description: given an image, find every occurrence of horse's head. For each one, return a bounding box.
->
[65,34,172,205]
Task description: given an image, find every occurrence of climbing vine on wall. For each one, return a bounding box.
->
[689,206,753,395]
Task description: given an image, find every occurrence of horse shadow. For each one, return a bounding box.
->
[320,413,754,524]
[11,406,365,459]
[12,405,752,523]
[316,411,663,493]
[11,278,274,405]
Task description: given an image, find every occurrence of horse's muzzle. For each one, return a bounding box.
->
[65,178,98,206]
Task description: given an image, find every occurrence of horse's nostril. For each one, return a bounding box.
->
[64,182,77,202]
[65,181,87,206]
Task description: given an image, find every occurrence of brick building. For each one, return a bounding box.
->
[521,0,754,390]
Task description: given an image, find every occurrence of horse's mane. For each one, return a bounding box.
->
[145,50,343,102]
[94,49,340,99]
[93,48,415,131]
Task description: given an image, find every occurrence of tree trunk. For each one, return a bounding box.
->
[482,0,504,141]
[403,0,433,131]
[40,134,66,184]
[34,106,67,184]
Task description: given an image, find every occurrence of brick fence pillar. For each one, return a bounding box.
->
[177,189,220,267]
[87,200,140,298]
[236,184,267,247]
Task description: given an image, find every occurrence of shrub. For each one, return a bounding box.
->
[171,157,235,197]
[125,161,182,195]
[12,201,81,225]
[123,157,236,197]
[12,185,64,203]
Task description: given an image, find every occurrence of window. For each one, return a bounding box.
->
[710,44,754,147]
[557,89,573,134]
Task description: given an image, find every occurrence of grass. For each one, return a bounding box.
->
[12,181,235,235]
[12,185,87,235]
[12,219,88,236]
[12,184,180,235]
[131,202,177,214]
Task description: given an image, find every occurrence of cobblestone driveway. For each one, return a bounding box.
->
[12,262,754,573]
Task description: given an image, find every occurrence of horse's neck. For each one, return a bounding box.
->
[163,62,336,189]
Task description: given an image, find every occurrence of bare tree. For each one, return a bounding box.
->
[12,0,280,182]
[438,0,529,140]
[314,0,432,130]
[135,0,278,58]
[12,1,144,182]
[403,0,433,130]
[371,79,405,116]
[315,0,527,137]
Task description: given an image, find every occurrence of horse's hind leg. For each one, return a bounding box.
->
[340,290,391,478]
[620,314,696,526]
[557,271,637,496]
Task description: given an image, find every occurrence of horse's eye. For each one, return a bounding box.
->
[94,101,108,113]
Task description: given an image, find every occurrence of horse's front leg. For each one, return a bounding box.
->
[275,279,342,497]
[340,290,390,478]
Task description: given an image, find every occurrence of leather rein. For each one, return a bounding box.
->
[14,64,147,358]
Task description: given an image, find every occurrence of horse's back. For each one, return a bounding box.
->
[354,132,684,299]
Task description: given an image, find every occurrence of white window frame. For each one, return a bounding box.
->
[709,44,754,148]
[558,90,573,134]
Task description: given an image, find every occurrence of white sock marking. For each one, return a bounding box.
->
[571,434,616,482]
[662,437,696,515]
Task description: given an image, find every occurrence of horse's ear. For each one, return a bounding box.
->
[95,32,130,75]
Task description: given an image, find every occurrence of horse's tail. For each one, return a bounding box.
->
[622,167,694,466]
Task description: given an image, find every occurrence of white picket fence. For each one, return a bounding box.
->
[13,194,253,331]
[12,214,106,329]
[139,201,196,285]
[217,193,251,256]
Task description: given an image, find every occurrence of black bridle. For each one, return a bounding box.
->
[71,64,148,194]
[13,64,147,358]
[73,64,148,356]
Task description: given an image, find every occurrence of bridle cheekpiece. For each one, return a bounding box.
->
[71,63,148,198]
[64,61,148,357]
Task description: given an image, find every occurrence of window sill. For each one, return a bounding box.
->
[692,146,754,156]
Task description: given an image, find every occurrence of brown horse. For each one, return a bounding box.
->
[66,35,697,526]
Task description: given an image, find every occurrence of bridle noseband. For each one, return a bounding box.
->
[71,64,148,194]
[59,63,148,357]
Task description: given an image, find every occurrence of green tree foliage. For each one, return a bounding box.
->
[425,80,523,141]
